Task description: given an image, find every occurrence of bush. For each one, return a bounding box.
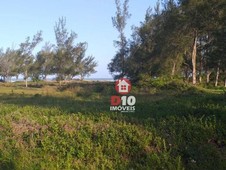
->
[94,83,105,93]
[76,89,93,98]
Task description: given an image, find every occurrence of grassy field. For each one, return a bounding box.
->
[0,81,225,170]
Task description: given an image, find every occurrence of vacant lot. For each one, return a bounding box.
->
[0,81,225,169]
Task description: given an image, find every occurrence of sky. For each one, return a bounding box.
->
[0,0,157,78]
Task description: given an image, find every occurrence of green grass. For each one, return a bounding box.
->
[0,81,225,169]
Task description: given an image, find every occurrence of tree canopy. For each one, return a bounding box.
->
[109,0,226,86]
[0,17,97,85]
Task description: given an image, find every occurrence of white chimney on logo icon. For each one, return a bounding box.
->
[117,79,130,93]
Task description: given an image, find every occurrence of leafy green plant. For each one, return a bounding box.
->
[0,81,225,169]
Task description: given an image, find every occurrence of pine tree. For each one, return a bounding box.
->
[108,0,131,79]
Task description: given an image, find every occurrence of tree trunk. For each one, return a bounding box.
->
[215,66,220,87]
[192,31,197,85]
[171,62,176,76]
[199,76,202,84]
[44,75,47,81]
[25,70,28,88]
[80,75,84,81]
[25,78,28,88]
[206,70,212,84]
[224,79,226,87]
[199,57,203,84]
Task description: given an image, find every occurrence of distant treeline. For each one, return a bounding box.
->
[109,0,226,86]
[0,17,97,87]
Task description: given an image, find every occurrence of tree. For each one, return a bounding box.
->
[17,31,43,87]
[79,55,97,80]
[125,0,187,81]
[0,48,18,82]
[123,0,226,86]
[178,0,225,84]
[108,0,131,79]
[152,0,190,77]
[54,17,97,82]
[54,17,77,81]
[31,42,55,80]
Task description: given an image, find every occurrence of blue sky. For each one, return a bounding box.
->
[0,0,157,78]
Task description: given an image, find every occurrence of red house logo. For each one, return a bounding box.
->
[115,78,131,95]
[110,78,136,112]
